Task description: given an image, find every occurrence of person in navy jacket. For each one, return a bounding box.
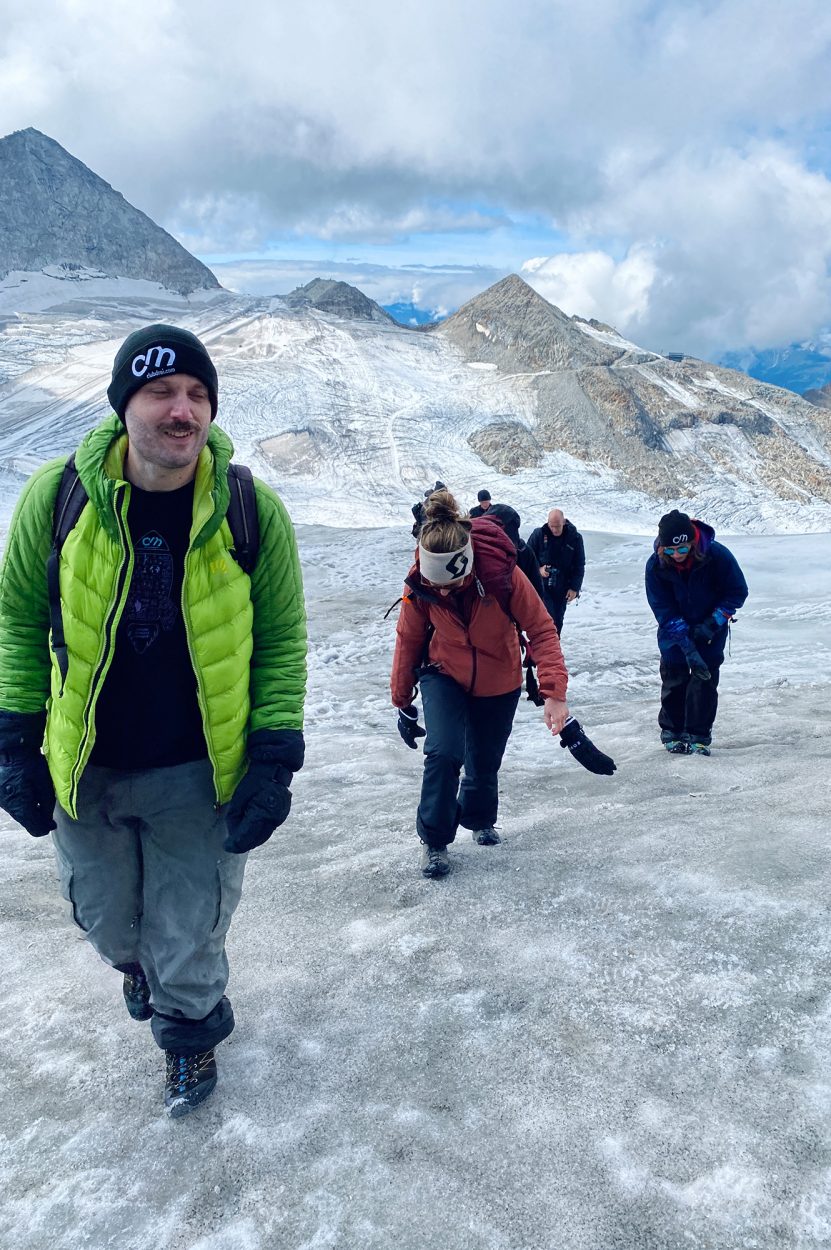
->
[645,510,748,755]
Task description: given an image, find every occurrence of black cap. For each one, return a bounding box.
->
[107,324,218,421]
[658,510,693,547]
[424,480,446,498]
[477,489,491,502]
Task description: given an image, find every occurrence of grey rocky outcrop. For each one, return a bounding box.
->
[0,128,219,296]
[437,274,625,372]
[436,275,831,505]
[282,278,393,323]
[803,382,831,409]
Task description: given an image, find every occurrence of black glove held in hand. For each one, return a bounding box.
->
[0,750,56,836]
[682,643,712,682]
[559,718,617,776]
[693,609,729,646]
[397,705,426,749]
[223,762,292,854]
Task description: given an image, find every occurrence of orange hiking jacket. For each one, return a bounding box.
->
[391,557,568,707]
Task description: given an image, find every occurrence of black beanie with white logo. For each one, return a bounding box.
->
[658,510,693,547]
[107,324,219,421]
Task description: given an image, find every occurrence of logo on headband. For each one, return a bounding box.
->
[445,552,469,578]
[132,346,177,379]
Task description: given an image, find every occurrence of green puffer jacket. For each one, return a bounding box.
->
[0,414,307,818]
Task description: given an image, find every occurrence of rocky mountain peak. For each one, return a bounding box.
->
[282,278,393,323]
[0,128,219,296]
[438,272,624,371]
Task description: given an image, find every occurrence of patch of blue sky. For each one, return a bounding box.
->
[200,205,574,270]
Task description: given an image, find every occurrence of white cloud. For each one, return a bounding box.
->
[522,248,658,329]
[212,258,508,316]
[2,1,831,350]
[523,144,831,355]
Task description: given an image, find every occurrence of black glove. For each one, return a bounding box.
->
[682,641,712,681]
[397,705,426,749]
[525,664,545,707]
[0,749,56,837]
[223,730,303,854]
[693,609,730,646]
[559,718,617,776]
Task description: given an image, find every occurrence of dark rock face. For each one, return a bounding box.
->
[437,274,831,503]
[438,274,624,372]
[803,383,831,409]
[283,278,393,323]
[0,128,219,296]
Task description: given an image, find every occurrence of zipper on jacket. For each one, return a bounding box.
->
[181,546,222,806]
[68,483,133,814]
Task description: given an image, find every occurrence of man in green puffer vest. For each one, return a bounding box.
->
[0,325,307,1118]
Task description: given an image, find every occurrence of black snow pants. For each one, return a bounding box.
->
[416,671,521,848]
[658,644,725,745]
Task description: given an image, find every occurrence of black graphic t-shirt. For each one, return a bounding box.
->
[90,480,208,770]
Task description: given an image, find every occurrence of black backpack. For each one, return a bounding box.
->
[47,455,260,690]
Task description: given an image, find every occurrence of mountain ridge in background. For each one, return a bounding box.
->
[0,130,829,532]
[282,278,393,324]
[0,128,220,297]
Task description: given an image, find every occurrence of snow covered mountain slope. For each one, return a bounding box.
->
[0,128,219,298]
[0,278,829,534]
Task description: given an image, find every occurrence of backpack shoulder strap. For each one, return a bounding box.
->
[48,454,89,694]
[52,453,89,547]
[226,462,260,575]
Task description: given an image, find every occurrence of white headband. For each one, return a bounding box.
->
[419,539,474,585]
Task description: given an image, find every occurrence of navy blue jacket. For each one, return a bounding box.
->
[645,521,748,655]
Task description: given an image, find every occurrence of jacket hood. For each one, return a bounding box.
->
[74,413,235,545]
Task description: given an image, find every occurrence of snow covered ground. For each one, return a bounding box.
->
[1,523,830,1250]
[2,286,831,535]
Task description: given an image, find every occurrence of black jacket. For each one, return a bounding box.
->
[526,520,585,595]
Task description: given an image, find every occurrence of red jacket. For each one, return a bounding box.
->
[390,529,568,706]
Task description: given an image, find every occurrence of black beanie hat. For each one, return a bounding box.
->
[658,510,694,547]
[107,324,219,421]
[477,489,491,502]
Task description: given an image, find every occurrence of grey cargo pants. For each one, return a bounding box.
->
[52,759,247,1054]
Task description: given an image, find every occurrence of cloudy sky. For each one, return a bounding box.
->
[2,0,831,354]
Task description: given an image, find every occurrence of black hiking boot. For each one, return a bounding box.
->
[164,1049,218,1118]
[420,844,450,878]
[689,741,711,756]
[122,967,153,1021]
[661,731,690,755]
[472,825,501,846]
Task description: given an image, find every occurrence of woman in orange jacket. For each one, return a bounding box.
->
[390,490,571,878]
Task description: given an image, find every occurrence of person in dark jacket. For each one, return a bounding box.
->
[469,489,493,517]
[469,497,544,598]
[526,509,585,635]
[411,481,446,537]
[645,509,748,755]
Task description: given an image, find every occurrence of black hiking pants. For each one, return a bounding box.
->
[542,592,567,637]
[416,671,521,848]
[658,645,724,744]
